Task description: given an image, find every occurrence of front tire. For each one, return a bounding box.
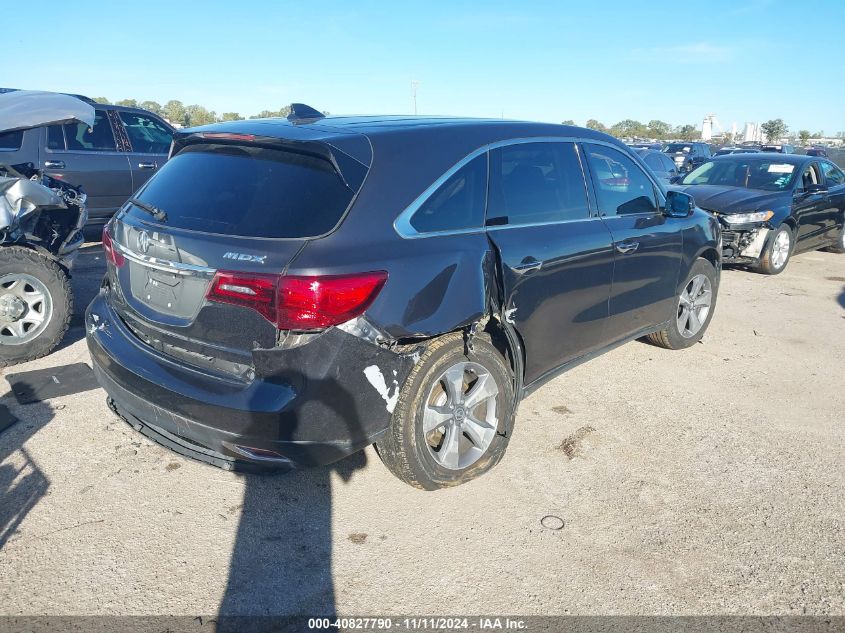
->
[0,246,72,367]
[376,332,514,490]
[647,257,718,350]
[754,225,792,275]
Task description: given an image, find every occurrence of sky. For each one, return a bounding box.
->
[5,0,844,135]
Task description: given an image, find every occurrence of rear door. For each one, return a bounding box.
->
[819,160,845,242]
[794,161,829,249]
[581,143,682,342]
[484,140,615,384]
[117,110,174,194]
[42,108,132,225]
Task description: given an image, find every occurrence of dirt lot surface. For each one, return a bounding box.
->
[1,244,844,617]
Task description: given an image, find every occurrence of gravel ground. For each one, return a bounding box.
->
[0,244,843,617]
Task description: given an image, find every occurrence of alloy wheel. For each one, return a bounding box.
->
[423,361,499,470]
[0,273,53,345]
[771,230,791,269]
[677,274,712,338]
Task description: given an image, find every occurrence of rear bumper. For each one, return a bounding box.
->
[86,293,418,471]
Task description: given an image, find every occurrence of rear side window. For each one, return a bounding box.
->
[64,109,116,151]
[584,144,658,216]
[821,161,845,187]
[119,112,172,154]
[487,141,589,226]
[47,125,65,150]
[128,144,356,238]
[410,154,486,233]
[0,130,23,150]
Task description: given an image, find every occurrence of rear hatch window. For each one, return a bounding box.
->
[125,143,359,238]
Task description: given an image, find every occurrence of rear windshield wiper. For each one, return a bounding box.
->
[128,197,167,222]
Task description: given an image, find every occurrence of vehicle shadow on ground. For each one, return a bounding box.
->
[56,243,105,353]
[0,397,54,550]
[216,373,370,626]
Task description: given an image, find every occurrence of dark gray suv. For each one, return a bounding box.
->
[0,96,174,229]
[87,111,722,489]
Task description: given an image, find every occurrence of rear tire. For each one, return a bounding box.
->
[646,257,718,350]
[753,225,792,275]
[0,246,72,367]
[376,332,514,490]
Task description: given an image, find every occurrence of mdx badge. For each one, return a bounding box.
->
[223,252,267,264]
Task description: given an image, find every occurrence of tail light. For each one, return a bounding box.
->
[206,271,387,330]
[102,225,125,268]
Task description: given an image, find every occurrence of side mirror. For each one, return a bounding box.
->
[669,175,683,184]
[664,190,695,218]
[805,183,827,195]
[691,156,706,166]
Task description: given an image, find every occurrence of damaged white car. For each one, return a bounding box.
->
[0,91,91,364]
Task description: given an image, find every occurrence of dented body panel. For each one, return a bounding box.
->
[87,292,418,469]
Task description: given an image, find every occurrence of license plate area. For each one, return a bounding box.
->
[141,268,182,311]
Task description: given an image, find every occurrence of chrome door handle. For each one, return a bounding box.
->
[44,160,65,169]
[513,258,542,274]
[615,241,639,254]
[138,162,157,170]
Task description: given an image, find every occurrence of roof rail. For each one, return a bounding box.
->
[287,103,325,124]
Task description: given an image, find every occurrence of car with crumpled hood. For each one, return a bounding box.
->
[0,91,92,364]
[0,88,173,232]
[673,153,845,274]
[87,107,721,489]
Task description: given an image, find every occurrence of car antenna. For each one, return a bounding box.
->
[287,103,325,124]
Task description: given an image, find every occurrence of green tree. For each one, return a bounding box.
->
[139,100,162,115]
[162,100,187,126]
[761,118,788,143]
[675,124,699,141]
[647,119,672,139]
[798,130,811,146]
[585,119,608,133]
[609,119,646,138]
[561,119,576,126]
[219,112,244,121]
[184,104,217,127]
[92,97,111,104]
[249,105,292,119]
[115,98,138,107]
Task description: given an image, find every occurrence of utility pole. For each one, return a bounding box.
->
[411,80,419,115]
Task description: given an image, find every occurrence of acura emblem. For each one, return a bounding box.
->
[137,230,151,254]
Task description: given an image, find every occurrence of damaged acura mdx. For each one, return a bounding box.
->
[87,106,721,489]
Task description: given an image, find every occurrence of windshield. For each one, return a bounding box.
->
[681,159,798,191]
[663,143,691,154]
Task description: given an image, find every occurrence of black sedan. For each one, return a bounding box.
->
[674,153,845,274]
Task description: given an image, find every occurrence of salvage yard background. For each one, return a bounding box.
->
[1,244,844,614]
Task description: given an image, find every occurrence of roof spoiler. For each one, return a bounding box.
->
[287,103,325,124]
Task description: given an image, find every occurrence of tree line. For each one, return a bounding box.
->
[92,97,292,127]
[94,98,840,144]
